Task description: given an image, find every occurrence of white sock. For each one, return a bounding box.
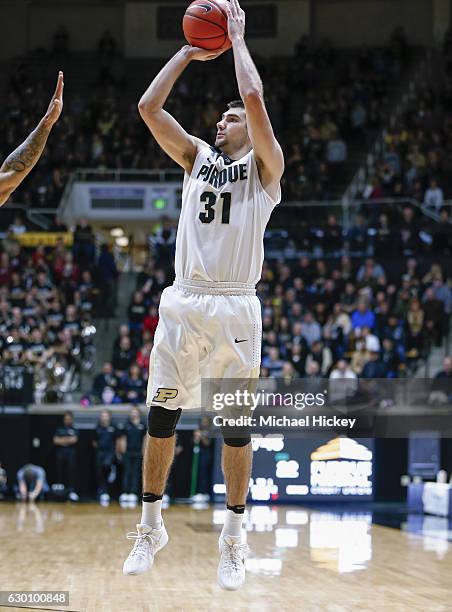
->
[140,500,163,529]
[222,509,244,538]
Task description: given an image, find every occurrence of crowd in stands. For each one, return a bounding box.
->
[0,25,416,215]
[0,219,118,402]
[0,26,451,405]
[3,208,448,405]
[284,27,410,200]
[258,256,450,381]
[88,241,451,408]
[359,28,452,209]
[6,26,449,257]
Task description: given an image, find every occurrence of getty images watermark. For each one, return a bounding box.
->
[212,389,326,411]
[200,377,452,438]
[210,388,357,429]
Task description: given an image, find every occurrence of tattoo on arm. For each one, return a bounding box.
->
[2,123,50,174]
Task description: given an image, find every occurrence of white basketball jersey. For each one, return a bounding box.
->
[175,144,281,285]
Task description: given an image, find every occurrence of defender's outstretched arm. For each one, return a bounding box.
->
[0,71,64,206]
[138,46,225,174]
[226,0,284,188]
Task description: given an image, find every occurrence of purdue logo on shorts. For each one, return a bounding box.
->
[153,388,178,403]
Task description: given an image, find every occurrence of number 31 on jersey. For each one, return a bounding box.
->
[199,191,231,224]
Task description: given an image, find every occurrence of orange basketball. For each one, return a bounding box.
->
[183,0,232,51]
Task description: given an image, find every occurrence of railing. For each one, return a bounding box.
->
[27,208,58,230]
[0,205,60,232]
[71,168,184,182]
[57,171,76,225]
[346,198,452,225]
[274,197,452,228]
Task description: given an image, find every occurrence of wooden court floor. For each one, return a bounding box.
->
[0,502,450,612]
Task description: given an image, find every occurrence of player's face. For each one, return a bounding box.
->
[215,109,248,151]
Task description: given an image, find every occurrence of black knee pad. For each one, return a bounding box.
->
[223,436,251,447]
[148,405,182,438]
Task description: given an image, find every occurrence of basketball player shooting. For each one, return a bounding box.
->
[123,0,284,590]
[0,72,64,206]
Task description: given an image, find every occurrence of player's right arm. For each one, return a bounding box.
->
[138,46,225,174]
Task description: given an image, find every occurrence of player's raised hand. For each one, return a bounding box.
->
[183,45,227,62]
[225,0,245,42]
[42,71,64,128]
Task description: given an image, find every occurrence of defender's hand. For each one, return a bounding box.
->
[42,71,64,128]
[225,0,245,42]
[183,45,227,61]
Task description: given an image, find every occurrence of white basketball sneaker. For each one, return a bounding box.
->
[217,534,249,590]
[99,493,110,507]
[123,523,168,575]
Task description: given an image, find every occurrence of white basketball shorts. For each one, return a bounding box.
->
[146,277,262,410]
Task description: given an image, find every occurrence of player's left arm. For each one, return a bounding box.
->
[0,71,64,206]
[226,0,284,189]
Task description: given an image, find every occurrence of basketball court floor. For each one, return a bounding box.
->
[1,502,450,611]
